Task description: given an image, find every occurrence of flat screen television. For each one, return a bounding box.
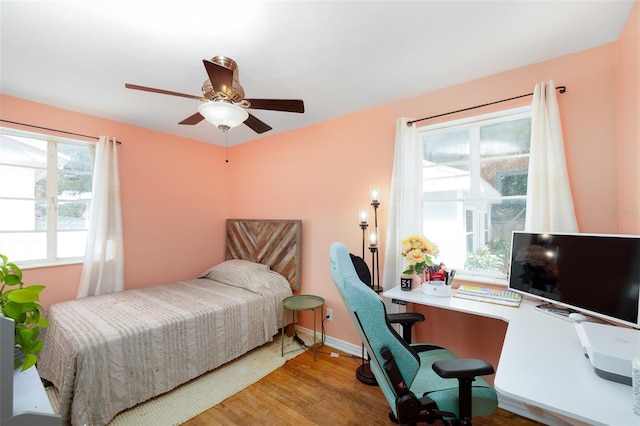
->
[508,231,640,329]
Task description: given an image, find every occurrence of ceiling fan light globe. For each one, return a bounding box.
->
[198,101,248,130]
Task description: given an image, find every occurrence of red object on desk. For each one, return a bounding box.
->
[427,272,446,281]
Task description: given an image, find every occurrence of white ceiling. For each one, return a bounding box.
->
[1,1,635,146]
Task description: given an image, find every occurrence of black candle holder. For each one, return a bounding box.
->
[369,199,381,293]
[359,222,368,258]
[354,189,382,386]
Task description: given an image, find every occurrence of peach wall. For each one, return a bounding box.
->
[228,105,397,345]
[617,0,640,234]
[227,43,627,357]
[0,95,229,307]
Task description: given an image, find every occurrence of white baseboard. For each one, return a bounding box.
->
[293,326,362,357]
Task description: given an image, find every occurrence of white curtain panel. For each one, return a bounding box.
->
[525,80,579,233]
[382,118,423,294]
[77,136,124,298]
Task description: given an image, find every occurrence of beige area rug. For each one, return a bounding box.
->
[45,333,309,425]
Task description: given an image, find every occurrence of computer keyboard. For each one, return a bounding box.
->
[454,285,522,307]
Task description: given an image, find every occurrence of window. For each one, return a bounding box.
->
[419,107,531,278]
[0,128,93,265]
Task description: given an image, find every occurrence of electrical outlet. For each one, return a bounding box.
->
[326,308,333,321]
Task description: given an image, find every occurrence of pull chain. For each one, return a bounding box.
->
[224,130,229,163]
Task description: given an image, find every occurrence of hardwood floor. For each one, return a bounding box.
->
[183,346,543,425]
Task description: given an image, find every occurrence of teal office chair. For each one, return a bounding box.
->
[330,242,498,425]
[350,253,425,344]
[350,253,425,386]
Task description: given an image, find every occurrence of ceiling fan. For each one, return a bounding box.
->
[125,56,305,134]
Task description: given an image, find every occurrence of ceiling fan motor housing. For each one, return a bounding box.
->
[202,55,245,101]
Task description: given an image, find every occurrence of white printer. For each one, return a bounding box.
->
[573,320,640,385]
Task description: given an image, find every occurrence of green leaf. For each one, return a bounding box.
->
[19,327,34,346]
[23,285,46,294]
[2,303,21,320]
[30,326,40,341]
[23,315,36,326]
[6,263,22,281]
[21,353,37,371]
[3,274,22,286]
[20,304,39,316]
[30,339,44,354]
[7,288,40,303]
[0,253,7,265]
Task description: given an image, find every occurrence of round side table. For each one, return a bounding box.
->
[281,294,324,361]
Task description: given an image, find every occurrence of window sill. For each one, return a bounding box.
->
[454,273,508,287]
[18,259,83,270]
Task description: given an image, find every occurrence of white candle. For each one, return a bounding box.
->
[370,184,380,203]
[359,207,368,225]
[369,231,378,247]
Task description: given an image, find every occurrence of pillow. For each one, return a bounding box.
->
[200,259,289,293]
[200,259,268,279]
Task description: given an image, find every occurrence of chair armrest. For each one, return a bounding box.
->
[387,312,425,325]
[432,358,494,379]
[432,358,495,423]
[388,313,425,343]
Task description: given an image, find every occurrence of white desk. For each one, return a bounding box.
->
[383,286,639,426]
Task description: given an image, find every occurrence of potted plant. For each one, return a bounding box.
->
[0,253,49,371]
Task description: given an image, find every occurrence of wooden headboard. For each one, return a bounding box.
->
[225,219,302,290]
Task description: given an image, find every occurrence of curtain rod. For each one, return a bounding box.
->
[408,85,566,126]
[0,119,122,144]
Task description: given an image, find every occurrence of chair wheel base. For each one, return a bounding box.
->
[356,363,378,386]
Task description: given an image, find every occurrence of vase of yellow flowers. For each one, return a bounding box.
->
[401,234,439,290]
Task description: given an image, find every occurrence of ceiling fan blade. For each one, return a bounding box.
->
[202,59,234,96]
[244,99,305,113]
[244,113,273,134]
[179,112,205,125]
[125,83,203,100]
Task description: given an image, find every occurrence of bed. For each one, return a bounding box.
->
[38,219,302,426]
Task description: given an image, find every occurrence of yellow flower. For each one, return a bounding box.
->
[400,234,439,274]
[405,248,426,265]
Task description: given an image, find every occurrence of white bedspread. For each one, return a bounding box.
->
[38,264,292,426]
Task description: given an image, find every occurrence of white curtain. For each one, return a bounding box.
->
[382,118,423,293]
[77,136,124,298]
[525,80,579,233]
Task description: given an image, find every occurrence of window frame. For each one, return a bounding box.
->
[417,106,532,284]
[0,127,94,268]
